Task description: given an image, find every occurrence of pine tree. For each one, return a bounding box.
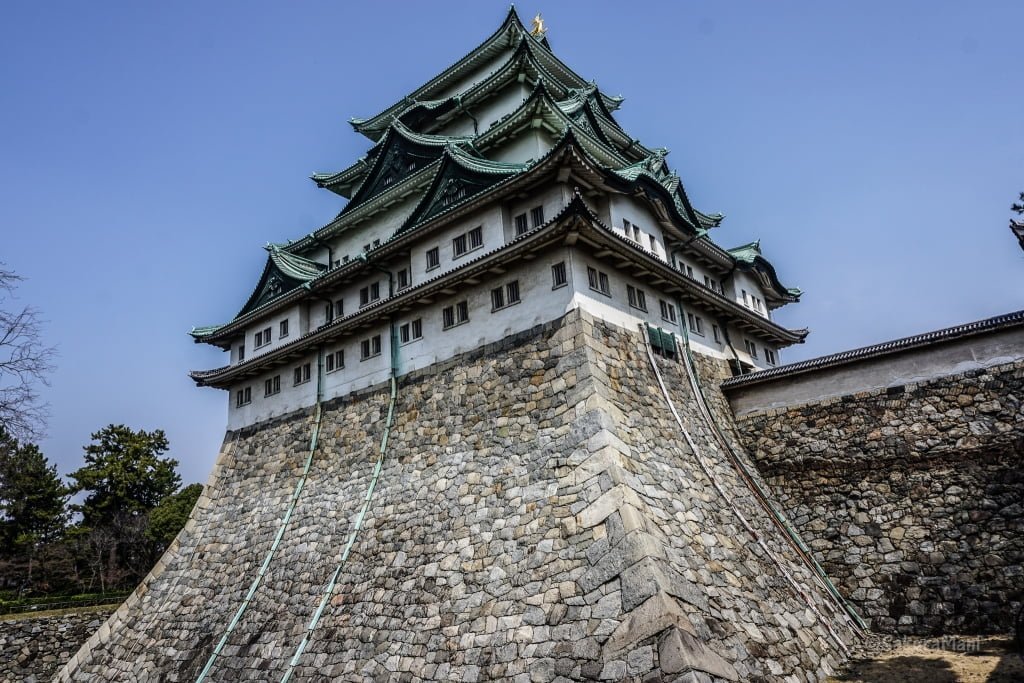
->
[0,427,69,591]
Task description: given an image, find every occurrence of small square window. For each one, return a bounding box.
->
[453,234,468,257]
[530,205,544,227]
[264,375,281,397]
[293,363,311,386]
[514,213,528,236]
[659,299,676,323]
[627,285,647,312]
[765,348,777,365]
[235,387,252,407]
[399,320,422,345]
[744,339,758,359]
[326,350,344,373]
[360,335,382,360]
[551,262,567,289]
[587,266,611,296]
[426,247,440,270]
[687,313,704,336]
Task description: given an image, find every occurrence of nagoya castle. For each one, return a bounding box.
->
[58,7,1024,682]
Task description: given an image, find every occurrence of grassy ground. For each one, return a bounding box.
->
[0,602,116,622]
[829,635,1023,683]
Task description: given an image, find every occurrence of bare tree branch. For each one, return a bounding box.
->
[0,266,56,441]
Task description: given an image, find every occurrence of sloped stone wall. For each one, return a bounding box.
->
[0,608,113,682]
[731,361,1024,635]
[59,312,854,682]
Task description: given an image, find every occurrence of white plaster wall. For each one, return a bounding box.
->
[227,252,576,428]
[238,305,302,364]
[409,205,504,283]
[608,196,667,262]
[732,271,770,319]
[726,326,1024,417]
[329,193,421,261]
[488,128,554,165]
[438,81,533,138]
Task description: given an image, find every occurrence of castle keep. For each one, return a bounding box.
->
[54,9,1022,683]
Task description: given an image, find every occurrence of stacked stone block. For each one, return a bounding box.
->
[732,361,1024,634]
[59,311,854,681]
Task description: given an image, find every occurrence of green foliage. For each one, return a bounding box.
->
[146,483,202,548]
[0,427,68,553]
[69,425,181,528]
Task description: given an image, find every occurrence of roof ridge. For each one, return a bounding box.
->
[721,309,1024,390]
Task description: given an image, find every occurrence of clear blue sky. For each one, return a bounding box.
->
[3,2,1022,485]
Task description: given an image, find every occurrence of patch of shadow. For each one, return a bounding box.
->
[833,655,957,683]
[986,637,1024,682]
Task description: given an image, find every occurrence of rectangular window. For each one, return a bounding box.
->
[293,363,311,386]
[490,285,504,311]
[659,299,676,323]
[332,259,341,268]
[623,218,632,236]
[279,319,289,338]
[713,325,722,343]
[335,299,344,318]
[505,280,520,305]
[411,318,422,340]
[684,265,694,279]
[238,344,245,362]
[765,348,777,365]
[530,205,544,227]
[742,289,749,305]
[648,235,657,252]
[372,238,380,248]
[627,285,647,311]
[325,349,344,373]
[687,313,704,336]
[514,213,529,236]
[235,386,251,407]
[633,226,641,242]
[360,334,382,360]
[425,247,440,270]
[325,301,334,323]
[587,266,611,296]
[551,261,567,288]
[396,268,410,290]
[264,375,281,397]
[363,243,371,253]
[442,301,469,329]
[744,339,758,359]
[453,233,468,257]
[468,226,483,249]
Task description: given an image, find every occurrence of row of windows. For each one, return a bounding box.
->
[244,319,290,360]
[742,289,767,314]
[623,219,658,253]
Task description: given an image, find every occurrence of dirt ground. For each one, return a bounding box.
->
[828,635,1024,683]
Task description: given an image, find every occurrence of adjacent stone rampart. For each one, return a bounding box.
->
[0,607,113,682]
[59,311,854,682]
[729,360,1024,634]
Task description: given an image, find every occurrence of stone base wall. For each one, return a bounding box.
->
[58,311,854,682]
[0,608,113,682]
[731,361,1024,635]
